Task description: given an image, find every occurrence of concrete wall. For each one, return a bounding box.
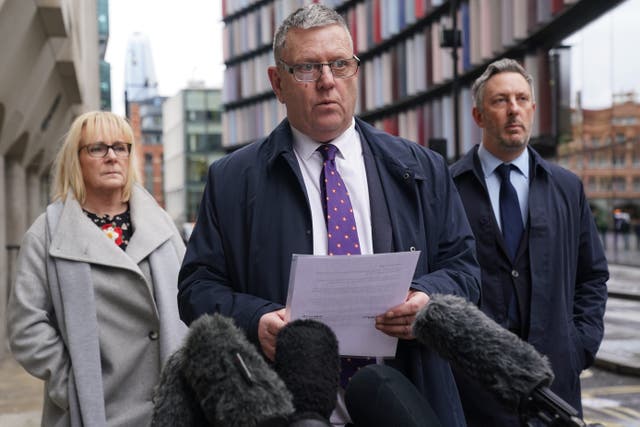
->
[0,0,100,360]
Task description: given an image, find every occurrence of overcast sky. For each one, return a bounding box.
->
[105,0,225,115]
[564,0,640,109]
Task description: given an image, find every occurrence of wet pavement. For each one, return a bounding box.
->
[595,264,640,376]
[0,263,639,426]
[0,354,42,427]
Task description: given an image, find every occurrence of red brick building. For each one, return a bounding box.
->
[556,92,640,219]
[129,100,165,207]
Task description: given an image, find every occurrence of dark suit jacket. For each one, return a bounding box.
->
[450,145,608,424]
[178,117,481,427]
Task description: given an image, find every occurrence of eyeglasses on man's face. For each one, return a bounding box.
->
[278,56,360,82]
[79,142,132,158]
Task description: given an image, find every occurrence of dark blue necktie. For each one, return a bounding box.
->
[496,163,524,261]
[496,163,524,333]
[318,144,373,387]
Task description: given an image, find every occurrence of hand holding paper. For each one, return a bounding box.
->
[285,251,420,357]
[375,290,429,340]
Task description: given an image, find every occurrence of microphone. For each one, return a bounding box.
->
[413,294,586,427]
[152,313,294,427]
[345,364,444,427]
[274,319,339,424]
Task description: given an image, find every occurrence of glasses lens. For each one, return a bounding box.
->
[86,144,108,157]
[293,64,320,82]
[331,58,358,78]
[112,143,131,157]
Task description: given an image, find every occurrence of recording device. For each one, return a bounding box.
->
[413,294,586,427]
[345,364,444,427]
[152,314,294,427]
[274,319,339,424]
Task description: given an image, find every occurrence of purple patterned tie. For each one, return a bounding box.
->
[318,143,373,387]
[319,144,361,256]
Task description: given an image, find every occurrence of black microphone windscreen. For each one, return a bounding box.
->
[274,319,340,420]
[152,348,209,427]
[412,294,554,409]
[182,314,294,426]
[345,364,443,427]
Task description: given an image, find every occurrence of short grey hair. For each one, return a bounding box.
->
[471,58,535,110]
[272,4,351,61]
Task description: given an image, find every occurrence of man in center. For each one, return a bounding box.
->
[178,4,480,425]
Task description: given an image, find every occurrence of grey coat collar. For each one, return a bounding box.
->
[49,184,176,274]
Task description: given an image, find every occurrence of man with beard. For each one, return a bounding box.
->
[450,58,608,426]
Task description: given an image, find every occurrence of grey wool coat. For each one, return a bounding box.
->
[7,184,187,427]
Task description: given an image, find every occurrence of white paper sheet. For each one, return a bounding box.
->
[284,251,421,357]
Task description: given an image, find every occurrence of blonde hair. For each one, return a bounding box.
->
[52,111,139,203]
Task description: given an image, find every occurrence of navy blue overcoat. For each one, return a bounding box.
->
[179,118,481,427]
[450,145,608,424]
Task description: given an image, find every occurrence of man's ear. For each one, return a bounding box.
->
[472,106,483,128]
[268,66,285,104]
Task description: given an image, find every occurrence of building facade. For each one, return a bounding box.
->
[163,87,224,234]
[553,0,640,228]
[0,0,101,359]
[129,97,167,207]
[557,93,640,221]
[220,0,625,160]
[124,32,159,103]
[98,0,111,110]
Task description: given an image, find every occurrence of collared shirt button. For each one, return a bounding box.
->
[148,331,159,340]
[511,269,519,278]
[409,246,416,251]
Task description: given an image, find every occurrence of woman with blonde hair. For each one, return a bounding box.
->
[8,111,187,426]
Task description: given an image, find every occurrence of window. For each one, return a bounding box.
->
[612,177,626,191]
[187,110,222,123]
[186,156,210,184]
[187,133,222,152]
[144,154,154,193]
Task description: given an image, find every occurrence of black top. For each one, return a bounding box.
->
[83,207,133,251]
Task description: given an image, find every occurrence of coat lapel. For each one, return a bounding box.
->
[361,133,393,253]
[125,185,176,264]
[49,185,175,275]
[49,196,139,273]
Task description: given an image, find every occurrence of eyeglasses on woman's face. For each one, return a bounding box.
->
[79,142,132,158]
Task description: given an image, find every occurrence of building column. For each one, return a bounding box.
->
[3,158,27,359]
[26,169,42,226]
[6,159,28,245]
[0,155,6,358]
